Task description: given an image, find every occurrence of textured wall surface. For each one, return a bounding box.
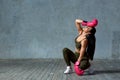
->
[0,0,120,59]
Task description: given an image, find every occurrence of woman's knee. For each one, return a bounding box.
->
[63,48,69,53]
[63,48,71,57]
[79,59,90,70]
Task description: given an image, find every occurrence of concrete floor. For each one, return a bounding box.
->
[0,59,120,80]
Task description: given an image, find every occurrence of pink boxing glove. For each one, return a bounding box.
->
[74,61,84,76]
[81,20,88,26]
[87,18,98,27]
[92,18,98,26]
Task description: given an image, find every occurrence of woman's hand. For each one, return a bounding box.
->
[75,19,83,23]
[76,32,90,42]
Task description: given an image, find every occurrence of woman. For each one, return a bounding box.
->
[63,18,98,74]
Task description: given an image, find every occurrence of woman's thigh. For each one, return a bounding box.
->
[63,48,77,63]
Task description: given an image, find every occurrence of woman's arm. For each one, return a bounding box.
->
[77,39,88,62]
[75,19,83,35]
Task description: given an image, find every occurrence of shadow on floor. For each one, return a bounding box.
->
[94,69,120,74]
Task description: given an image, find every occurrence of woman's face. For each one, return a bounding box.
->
[83,26,92,33]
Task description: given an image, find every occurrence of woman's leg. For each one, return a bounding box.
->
[63,48,77,66]
[63,48,77,74]
[79,57,90,70]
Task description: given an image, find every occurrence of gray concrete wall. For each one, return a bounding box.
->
[0,0,120,59]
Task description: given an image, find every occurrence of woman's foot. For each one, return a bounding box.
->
[64,66,72,74]
[85,65,94,74]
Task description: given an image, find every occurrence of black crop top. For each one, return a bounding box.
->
[75,35,82,50]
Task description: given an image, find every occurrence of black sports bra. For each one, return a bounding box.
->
[75,35,82,50]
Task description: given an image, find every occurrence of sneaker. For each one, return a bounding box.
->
[88,66,94,74]
[64,66,72,74]
[88,60,95,74]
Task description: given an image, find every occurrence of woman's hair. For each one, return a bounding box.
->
[90,27,96,35]
[86,27,96,60]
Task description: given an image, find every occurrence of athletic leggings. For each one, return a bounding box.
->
[63,48,90,70]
